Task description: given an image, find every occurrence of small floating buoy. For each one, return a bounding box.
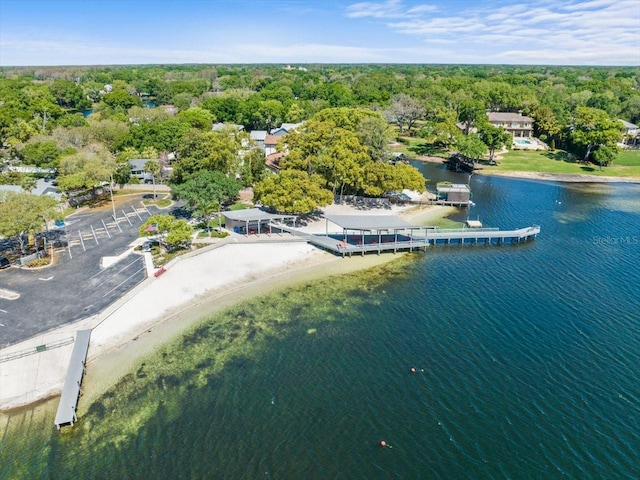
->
[380,440,387,447]
[410,367,417,374]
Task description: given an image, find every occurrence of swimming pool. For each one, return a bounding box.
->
[513,138,534,146]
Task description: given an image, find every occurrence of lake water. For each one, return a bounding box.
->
[2,163,639,479]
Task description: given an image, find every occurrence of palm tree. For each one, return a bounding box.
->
[144,159,161,200]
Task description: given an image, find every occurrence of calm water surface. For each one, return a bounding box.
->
[1,163,639,479]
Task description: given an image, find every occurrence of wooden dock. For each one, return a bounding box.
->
[285,225,540,256]
[54,329,91,430]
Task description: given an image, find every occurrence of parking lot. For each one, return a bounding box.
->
[0,195,170,348]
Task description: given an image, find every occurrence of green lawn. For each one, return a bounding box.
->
[389,136,450,158]
[142,198,172,208]
[485,149,640,178]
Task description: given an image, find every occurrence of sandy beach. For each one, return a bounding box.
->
[0,202,451,412]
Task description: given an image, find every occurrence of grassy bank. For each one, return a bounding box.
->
[481,149,640,178]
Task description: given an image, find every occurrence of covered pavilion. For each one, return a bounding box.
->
[223,208,297,235]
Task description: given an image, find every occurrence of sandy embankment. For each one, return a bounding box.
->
[0,203,451,412]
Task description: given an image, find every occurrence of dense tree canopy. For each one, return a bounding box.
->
[253,170,333,214]
[171,170,242,216]
[0,192,57,254]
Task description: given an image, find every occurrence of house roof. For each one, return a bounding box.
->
[250,130,268,141]
[0,185,23,194]
[487,112,534,122]
[32,178,62,198]
[264,134,279,146]
[280,122,303,132]
[128,158,155,170]
[619,119,639,130]
[271,122,303,136]
[324,215,417,231]
[266,152,285,171]
[437,183,470,193]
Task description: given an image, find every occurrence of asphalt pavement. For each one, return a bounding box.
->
[0,195,178,348]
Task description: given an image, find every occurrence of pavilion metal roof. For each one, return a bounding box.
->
[222,208,296,222]
[325,214,417,231]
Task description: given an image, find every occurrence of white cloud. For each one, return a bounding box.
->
[345,0,640,65]
[346,0,436,19]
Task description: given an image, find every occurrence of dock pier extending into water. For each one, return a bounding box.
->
[272,219,540,257]
[54,329,92,430]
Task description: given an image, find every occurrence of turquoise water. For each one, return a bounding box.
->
[1,165,639,478]
[513,138,534,145]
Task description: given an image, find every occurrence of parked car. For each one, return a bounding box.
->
[0,256,10,269]
[142,240,160,252]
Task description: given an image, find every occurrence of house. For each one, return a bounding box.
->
[266,152,285,173]
[264,135,279,156]
[250,130,268,149]
[619,119,639,145]
[0,179,62,201]
[436,183,471,204]
[128,159,156,183]
[32,178,63,200]
[487,112,534,138]
[271,122,303,136]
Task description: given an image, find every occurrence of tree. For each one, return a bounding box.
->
[455,133,488,162]
[571,107,623,162]
[253,170,333,214]
[171,170,242,218]
[592,145,617,170]
[177,107,213,130]
[102,89,142,110]
[0,192,57,254]
[478,124,511,163]
[113,162,132,188]
[356,116,395,162]
[385,94,425,135]
[50,79,91,111]
[173,129,244,182]
[139,214,193,248]
[57,144,116,192]
[458,100,487,135]
[144,159,161,199]
[19,141,62,168]
[361,162,425,197]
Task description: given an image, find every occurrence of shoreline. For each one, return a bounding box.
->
[411,155,640,184]
[475,170,640,184]
[0,203,450,413]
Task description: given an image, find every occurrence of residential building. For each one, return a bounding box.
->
[619,119,639,145]
[250,130,268,149]
[128,158,155,183]
[487,112,534,137]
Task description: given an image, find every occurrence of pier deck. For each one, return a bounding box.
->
[273,223,540,256]
[54,329,91,430]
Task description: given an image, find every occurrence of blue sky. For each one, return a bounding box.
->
[0,0,638,66]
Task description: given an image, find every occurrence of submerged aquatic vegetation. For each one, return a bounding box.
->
[1,257,415,478]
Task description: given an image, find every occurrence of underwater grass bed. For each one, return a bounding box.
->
[0,256,420,479]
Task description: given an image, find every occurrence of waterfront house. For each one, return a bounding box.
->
[619,119,639,146]
[436,183,471,204]
[487,112,534,138]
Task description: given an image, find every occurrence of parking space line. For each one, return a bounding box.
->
[101,266,146,298]
[94,257,142,287]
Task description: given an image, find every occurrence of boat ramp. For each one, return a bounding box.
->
[54,329,92,430]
